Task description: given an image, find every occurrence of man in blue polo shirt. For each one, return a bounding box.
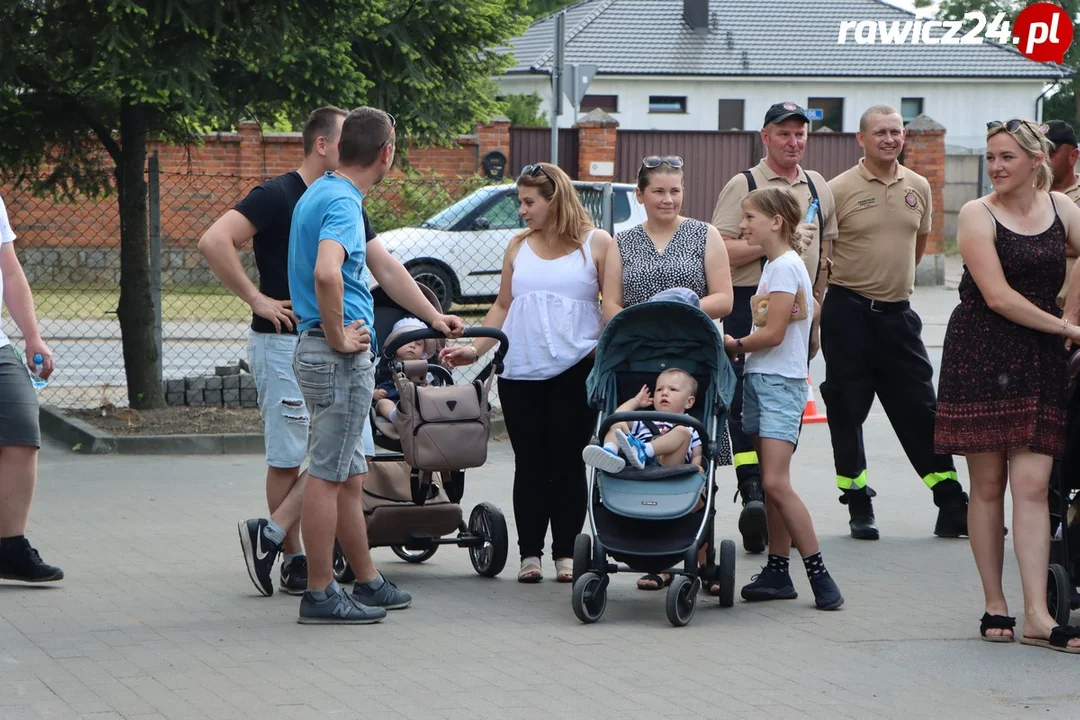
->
[288,106,464,624]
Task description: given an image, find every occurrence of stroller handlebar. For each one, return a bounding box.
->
[382,326,510,375]
[598,411,709,447]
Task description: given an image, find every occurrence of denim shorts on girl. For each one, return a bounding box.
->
[742,372,806,446]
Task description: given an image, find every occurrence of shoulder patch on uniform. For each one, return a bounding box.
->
[904,190,918,208]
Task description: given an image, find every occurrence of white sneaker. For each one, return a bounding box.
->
[583,445,626,473]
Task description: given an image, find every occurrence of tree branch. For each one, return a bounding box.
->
[16,67,122,164]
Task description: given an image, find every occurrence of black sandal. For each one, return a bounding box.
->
[636,573,673,591]
[1021,625,1080,654]
[979,613,1016,643]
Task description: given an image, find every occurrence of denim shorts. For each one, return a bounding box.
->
[742,372,806,446]
[0,344,41,447]
[293,330,376,482]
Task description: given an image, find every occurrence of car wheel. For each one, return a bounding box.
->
[408,263,456,310]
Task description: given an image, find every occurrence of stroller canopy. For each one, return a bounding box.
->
[586,301,736,414]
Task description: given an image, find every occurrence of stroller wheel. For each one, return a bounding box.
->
[572,572,607,624]
[1048,563,1073,627]
[718,539,736,608]
[468,502,509,578]
[391,545,439,564]
[333,539,356,585]
[572,533,592,584]
[666,575,699,627]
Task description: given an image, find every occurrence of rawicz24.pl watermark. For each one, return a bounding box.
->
[837,2,1075,63]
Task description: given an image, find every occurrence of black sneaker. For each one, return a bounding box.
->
[352,573,413,610]
[736,478,768,554]
[741,566,798,601]
[280,555,308,595]
[809,571,844,610]
[0,537,63,583]
[238,519,280,597]
[934,491,969,538]
[840,487,879,540]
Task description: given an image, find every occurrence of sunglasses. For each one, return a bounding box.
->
[987,119,1048,135]
[641,155,684,170]
[376,112,397,149]
[519,163,555,184]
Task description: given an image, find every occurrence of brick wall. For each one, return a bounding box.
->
[575,110,619,181]
[3,119,511,253]
[902,115,947,256]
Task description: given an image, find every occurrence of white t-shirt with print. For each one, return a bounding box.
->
[0,196,16,349]
[744,250,812,380]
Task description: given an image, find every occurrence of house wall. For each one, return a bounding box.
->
[498,74,1048,150]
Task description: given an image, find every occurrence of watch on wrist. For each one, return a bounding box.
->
[736,338,744,349]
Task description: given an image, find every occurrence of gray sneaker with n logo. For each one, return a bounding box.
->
[298,581,386,625]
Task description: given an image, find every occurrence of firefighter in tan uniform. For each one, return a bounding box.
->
[711,101,837,553]
[821,105,965,540]
[1046,120,1080,309]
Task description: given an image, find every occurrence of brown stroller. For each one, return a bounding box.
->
[333,284,511,580]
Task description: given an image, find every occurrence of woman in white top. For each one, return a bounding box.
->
[441,162,612,583]
[722,187,843,611]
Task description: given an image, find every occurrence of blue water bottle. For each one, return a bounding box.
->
[802,198,820,225]
[27,351,47,390]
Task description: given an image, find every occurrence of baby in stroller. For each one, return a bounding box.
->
[373,317,437,426]
[583,369,704,475]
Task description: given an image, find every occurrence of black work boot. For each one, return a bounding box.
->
[839,487,879,540]
[0,536,64,583]
[736,477,768,554]
[933,481,969,538]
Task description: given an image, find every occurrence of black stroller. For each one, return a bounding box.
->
[1048,351,1080,625]
[333,284,511,581]
[571,300,739,627]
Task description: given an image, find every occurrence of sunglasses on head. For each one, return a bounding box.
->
[641,155,684,170]
[987,119,1047,135]
[519,163,555,184]
[376,112,397,149]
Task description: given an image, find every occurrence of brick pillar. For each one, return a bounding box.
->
[575,109,619,181]
[238,120,263,179]
[475,115,511,166]
[903,114,946,286]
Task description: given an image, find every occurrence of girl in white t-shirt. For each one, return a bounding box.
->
[722,187,843,611]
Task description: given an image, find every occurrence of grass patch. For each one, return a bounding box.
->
[942,235,960,257]
[34,286,492,322]
[34,287,251,322]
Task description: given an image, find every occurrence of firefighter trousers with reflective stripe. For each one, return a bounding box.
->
[724,285,760,486]
[818,286,956,491]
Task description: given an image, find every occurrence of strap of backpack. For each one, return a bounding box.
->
[805,172,823,280]
[410,467,434,506]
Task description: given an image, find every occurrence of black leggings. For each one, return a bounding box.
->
[498,357,594,560]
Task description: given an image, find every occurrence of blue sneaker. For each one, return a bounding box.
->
[615,429,649,470]
[583,444,626,473]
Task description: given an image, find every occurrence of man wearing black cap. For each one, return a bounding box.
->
[1046,120,1080,309]
[711,101,837,553]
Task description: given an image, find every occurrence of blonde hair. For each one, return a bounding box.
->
[741,187,806,253]
[987,119,1053,192]
[517,162,594,257]
[657,367,698,396]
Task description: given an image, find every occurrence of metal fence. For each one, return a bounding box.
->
[5,161,615,409]
[615,130,863,222]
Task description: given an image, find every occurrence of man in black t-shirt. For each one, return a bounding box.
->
[199,106,377,597]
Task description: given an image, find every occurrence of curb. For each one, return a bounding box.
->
[40,404,507,455]
[40,405,265,455]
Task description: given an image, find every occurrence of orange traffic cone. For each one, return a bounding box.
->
[803,373,828,424]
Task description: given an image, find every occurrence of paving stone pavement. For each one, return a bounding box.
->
[3,287,1079,720]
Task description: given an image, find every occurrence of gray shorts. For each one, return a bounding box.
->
[0,344,41,447]
[293,330,375,482]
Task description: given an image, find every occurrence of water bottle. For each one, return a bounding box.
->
[13,347,48,390]
[802,198,820,225]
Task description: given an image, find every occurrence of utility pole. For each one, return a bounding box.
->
[550,10,565,164]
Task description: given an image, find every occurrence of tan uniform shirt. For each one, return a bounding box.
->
[1056,177,1080,309]
[827,159,932,302]
[711,160,838,287]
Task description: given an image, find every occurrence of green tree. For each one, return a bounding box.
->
[0,0,526,409]
[526,0,578,19]
[914,0,1079,124]
[502,92,550,126]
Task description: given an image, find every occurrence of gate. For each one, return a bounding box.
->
[509,127,579,179]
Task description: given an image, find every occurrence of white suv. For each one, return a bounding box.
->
[379,182,646,309]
